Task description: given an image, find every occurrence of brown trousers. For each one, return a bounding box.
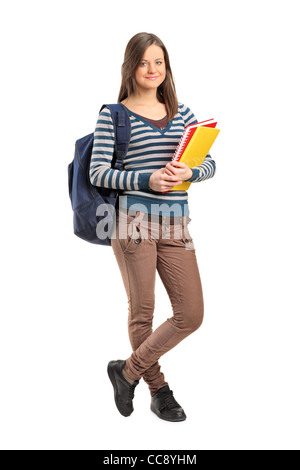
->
[110,208,204,396]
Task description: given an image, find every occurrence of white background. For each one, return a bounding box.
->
[0,0,299,451]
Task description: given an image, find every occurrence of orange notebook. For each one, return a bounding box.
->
[163,119,220,193]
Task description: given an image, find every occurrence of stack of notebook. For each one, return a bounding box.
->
[163,119,220,192]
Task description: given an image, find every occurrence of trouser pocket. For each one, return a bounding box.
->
[117,211,142,254]
[181,222,195,250]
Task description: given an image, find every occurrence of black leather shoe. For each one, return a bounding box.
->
[151,385,187,422]
[107,360,139,417]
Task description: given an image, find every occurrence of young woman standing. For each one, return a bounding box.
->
[90,32,216,422]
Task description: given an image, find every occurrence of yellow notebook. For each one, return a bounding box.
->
[169,125,220,191]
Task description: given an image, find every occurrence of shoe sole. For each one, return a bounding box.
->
[107,361,132,417]
[150,404,187,422]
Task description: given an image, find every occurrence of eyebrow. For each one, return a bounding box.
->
[141,58,164,61]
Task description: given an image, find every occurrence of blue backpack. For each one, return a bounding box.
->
[68,104,131,246]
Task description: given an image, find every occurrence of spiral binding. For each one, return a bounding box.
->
[172,127,193,162]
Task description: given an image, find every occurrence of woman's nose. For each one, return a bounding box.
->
[148,63,156,74]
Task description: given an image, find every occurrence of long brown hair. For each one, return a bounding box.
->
[118,32,178,121]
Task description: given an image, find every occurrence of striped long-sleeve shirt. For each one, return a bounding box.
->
[89,102,216,216]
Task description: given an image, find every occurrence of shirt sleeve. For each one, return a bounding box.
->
[179,103,217,183]
[89,108,152,190]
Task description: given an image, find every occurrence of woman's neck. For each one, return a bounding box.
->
[121,90,166,120]
[124,89,159,107]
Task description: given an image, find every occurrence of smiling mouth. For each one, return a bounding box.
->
[146,76,158,80]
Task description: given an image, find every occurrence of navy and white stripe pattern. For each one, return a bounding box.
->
[89,103,216,215]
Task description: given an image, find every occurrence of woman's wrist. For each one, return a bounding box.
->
[184,168,193,181]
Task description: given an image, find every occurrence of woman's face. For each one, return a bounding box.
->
[135,44,166,92]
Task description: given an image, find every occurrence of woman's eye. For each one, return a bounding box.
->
[140,61,163,67]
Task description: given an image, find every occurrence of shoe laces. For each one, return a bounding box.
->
[160,390,181,409]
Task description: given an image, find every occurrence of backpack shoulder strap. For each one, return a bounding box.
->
[99,103,131,170]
